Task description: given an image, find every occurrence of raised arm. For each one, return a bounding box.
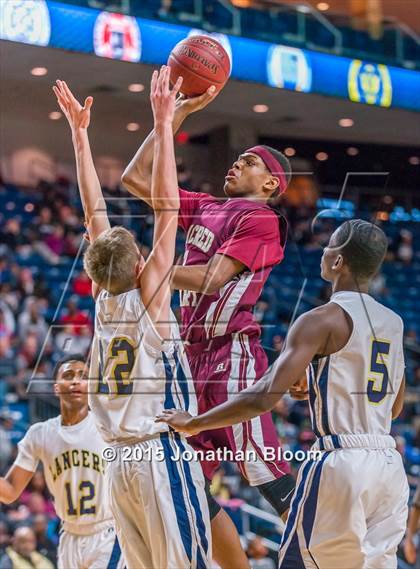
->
[53,80,110,242]
[121,87,217,207]
[0,465,33,504]
[140,67,183,339]
[157,308,330,433]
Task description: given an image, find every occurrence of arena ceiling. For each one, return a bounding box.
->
[0,41,419,165]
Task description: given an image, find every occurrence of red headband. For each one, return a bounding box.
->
[246,145,288,194]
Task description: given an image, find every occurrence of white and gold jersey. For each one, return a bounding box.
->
[308,291,405,446]
[88,288,196,444]
[15,413,112,535]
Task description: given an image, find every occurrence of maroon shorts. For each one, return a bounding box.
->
[186,332,290,484]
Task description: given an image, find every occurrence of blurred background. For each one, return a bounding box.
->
[0,0,419,567]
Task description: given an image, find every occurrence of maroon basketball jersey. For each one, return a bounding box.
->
[178,189,285,343]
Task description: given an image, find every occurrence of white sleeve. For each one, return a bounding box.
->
[139,307,175,356]
[14,424,43,472]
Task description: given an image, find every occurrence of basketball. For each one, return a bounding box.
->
[167,35,231,97]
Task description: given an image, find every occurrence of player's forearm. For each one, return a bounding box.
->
[0,477,19,504]
[406,505,420,538]
[172,255,242,294]
[172,264,213,293]
[152,121,179,211]
[72,130,110,236]
[122,106,189,200]
[190,377,280,432]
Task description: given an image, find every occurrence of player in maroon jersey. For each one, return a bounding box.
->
[122,83,294,567]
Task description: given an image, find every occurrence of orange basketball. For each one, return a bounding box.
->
[168,35,230,97]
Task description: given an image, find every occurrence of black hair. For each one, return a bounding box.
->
[52,353,85,382]
[334,219,388,280]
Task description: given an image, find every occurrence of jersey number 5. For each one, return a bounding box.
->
[367,339,390,404]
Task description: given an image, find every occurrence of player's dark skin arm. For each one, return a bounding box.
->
[157,303,351,433]
[392,375,405,419]
[172,254,245,294]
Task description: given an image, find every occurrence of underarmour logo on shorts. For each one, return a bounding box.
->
[215,363,226,373]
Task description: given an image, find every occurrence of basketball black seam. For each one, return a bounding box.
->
[169,54,226,86]
[186,38,230,75]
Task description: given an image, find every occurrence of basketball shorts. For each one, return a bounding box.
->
[186,332,290,485]
[58,523,124,569]
[106,432,212,569]
[279,435,409,569]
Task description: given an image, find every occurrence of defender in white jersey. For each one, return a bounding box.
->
[158,219,409,569]
[54,71,211,569]
[0,356,124,569]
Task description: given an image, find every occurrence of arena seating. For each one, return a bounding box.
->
[0,180,418,565]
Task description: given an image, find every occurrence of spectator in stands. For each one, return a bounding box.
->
[0,412,13,471]
[54,324,91,357]
[19,473,55,521]
[59,298,92,336]
[0,526,54,569]
[396,229,414,264]
[31,516,56,567]
[0,335,16,399]
[43,225,66,258]
[0,220,28,252]
[72,270,91,297]
[246,536,276,569]
[17,300,48,349]
[0,522,10,558]
[405,329,418,348]
[369,271,387,297]
[57,204,79,229]
[15,269,35,298]
[176,157,193,190]
[33,207,54,239]
[0,308,14,345]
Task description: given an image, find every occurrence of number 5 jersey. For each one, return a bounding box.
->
[89,288,197,444]
[308,290,405,446]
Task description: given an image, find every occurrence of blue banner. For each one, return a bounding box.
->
[1,0,419,111]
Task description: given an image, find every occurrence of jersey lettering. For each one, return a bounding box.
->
[186,224,215,253]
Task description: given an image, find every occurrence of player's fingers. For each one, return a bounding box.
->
[150,69,158,97]
[201,85,217,102]
[172,76,183,97]
[61,80,78,104]
[55,80,69,105]
[157,65,166,96]
[162,65,170,95]
[53,86,69,113]
[83,96,93,111]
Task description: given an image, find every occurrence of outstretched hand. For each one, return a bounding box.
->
[150,66,183,126]
[155,409,200,435]
[53,80,93,133]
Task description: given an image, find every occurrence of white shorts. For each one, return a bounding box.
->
[58,524,124,569]
[279,447,409,569]
[106,432,212,569]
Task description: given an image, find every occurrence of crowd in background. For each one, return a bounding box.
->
[0,165,419,567]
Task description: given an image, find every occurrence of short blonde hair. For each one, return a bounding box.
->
[84,226,139,294]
